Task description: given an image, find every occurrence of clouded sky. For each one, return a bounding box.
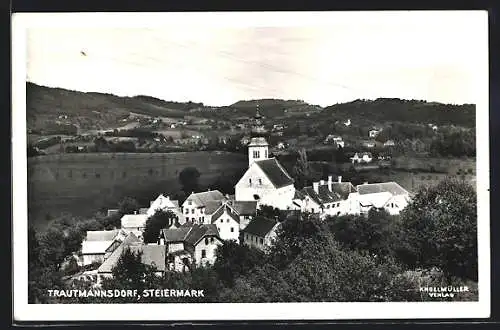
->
[24,11,487,107]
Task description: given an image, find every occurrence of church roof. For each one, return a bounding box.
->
[255,158,294,188]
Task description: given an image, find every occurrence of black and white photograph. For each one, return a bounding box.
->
[12,11,490,321]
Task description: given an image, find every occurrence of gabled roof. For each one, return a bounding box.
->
[211,203,240,224]
[301,187,323,206]
[330,182,357,199]
[293,189,306,200]
[301,184,342,206]
[81,241,114,255]
[185,224,221,246]
[231,201,258,215]
[138,208,149,214]
[121,214,148,228]
[204,200,224,215]
[254,158,294,188]
[356,182,408,196]
[184,190,226,206]
[161,223,221,246]
[85,230,120,241]
[243,217,279,237]
[97,233,142,273]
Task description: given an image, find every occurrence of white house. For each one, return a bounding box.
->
[383,140,396,147]
[241,217,280,251]
[210,202,240,242]
[158,223,223,269]
[147,194,185,224]
[351,152,373,164]
[369,128,382,138]
[324,135,345,148]
[120,213,149,240]
[348,182,411,215]
[229,200,258,230]
[344,119,351,127]
[182,190,227,224]
[80,229,128,266]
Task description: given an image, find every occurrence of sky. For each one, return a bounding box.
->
[24,11,488,107]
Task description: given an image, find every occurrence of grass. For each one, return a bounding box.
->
[28,151,247,230]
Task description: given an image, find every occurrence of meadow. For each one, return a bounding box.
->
[27,151,247,229]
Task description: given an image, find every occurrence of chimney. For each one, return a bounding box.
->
[320,179,325,186]
[313,182,319,193]
[134,210,137,215]
[338,176,342,183]
[328,175,333,192]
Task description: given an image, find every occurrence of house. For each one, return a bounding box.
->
[147,194,183,221]
[344,119,351,127]
[383,140,396,147]
[350,182,410,215]
[369,128,382,138]
[361,140,376,148]
[158,223,223,269]
[241,217,280,251]
[120,213,149,239]
[324,135,345,148]
[351,152,373,163]
[97,233,161,284]
[106,209,119,217]
[298,176,357,217]
[182,190,227,224]
[80,229,128,266]
[240,136,251,146]
[211,202,240,242]
[229,200,258,230]
[276,141,288,150]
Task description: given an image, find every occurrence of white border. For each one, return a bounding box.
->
[12,11,490,321]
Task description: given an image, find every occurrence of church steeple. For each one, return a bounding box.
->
[247,103,269,167]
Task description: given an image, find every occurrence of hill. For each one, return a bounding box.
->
[322,98,475,127]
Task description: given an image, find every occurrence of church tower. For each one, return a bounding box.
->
[248,105,269,167]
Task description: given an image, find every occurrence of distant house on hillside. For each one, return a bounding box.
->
[351,152,373,164]
[369,128,382,138]
[361,140,376,148]
[324,135,345,148]
[353,182,411,215]
[147,194,182,220]
[383,139,396,147]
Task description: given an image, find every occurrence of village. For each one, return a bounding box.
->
[70,108,413,287]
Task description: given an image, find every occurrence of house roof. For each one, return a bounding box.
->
[184,190,226,206]
[211,203,240,224]
[85,230,120,241]
[129,245,166,272]
[185,224,221,246]
[243,217,279,237]
[97,233,142,273]
[81,241,114,255]
[293,189,306,200]
[161,223,221,246]
[231,201,258,215]
[330,182,357,199]
[301,184,342,206]
[121,214,148,228]
[138,208,149,214]
[255,158,294,188]
[356,182,408,196]
[204,200,224,215]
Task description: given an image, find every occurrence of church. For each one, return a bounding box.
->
[234,108,297,210]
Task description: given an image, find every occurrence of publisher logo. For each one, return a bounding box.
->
[419,286,469,298]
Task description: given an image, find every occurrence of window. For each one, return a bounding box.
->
[201,250,206,258]
[260,238,264,244]
[220,219,223,223]
[227,219,229,223]
[191,209,194,214]
[326,205,330,209]
[210,237,214,243]
[185,209,189,214]
[230,227,234,232]
[188,201,192,205]
[258,178,262,185]
[205,238,208,245]
[249,178,252,185]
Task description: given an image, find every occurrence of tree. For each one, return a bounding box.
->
[399,178,477,281]
[257,205,285,221]
[118,197,140,215]
[143,210,178,244]
[292,148,311,189]
[179,167,201,194]
[213,240,266,286]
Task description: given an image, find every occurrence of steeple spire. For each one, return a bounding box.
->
[247,102,269,167]
[251,103,267,137]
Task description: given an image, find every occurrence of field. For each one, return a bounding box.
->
[28,151,247,230]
